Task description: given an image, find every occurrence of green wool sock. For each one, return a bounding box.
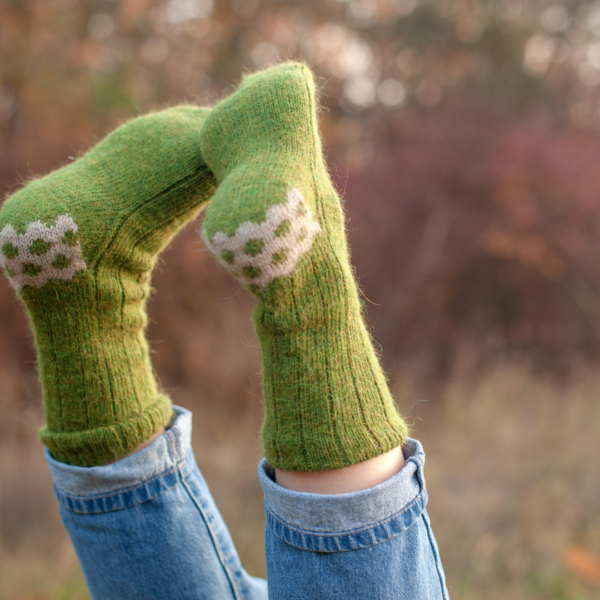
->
[200,62,407,472]
[0,106,216,467]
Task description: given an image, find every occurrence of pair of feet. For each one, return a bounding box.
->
[0,62,407,474]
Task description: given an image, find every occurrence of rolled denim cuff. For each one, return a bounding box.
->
[258,438,427,552]
[45,406,191,511]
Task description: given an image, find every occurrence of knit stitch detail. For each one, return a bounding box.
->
[0,215,86,291]
[202,188,321,288]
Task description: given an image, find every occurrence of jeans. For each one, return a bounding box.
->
[46,406,449,599]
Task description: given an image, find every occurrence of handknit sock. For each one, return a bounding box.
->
[0,106,216,467]
[200,62,408,472]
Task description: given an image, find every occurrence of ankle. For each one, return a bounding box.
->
[275,445,406,495]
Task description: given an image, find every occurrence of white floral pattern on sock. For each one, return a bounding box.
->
[202,188,321,288]
[0,215,87,291]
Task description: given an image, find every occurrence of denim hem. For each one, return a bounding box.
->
[264,487,428,552]
[258,438,429,552]
[46,406,193,514]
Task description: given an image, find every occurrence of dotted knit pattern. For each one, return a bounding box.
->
[203,188,321,288]
[0,215,86,291]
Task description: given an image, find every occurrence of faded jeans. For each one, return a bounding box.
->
[45,406,449,599]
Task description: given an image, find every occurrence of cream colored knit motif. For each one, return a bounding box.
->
[0,215,87,291]
[203,188,321,288]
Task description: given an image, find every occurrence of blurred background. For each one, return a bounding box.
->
[2,0,600,598]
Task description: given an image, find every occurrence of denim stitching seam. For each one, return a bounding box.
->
[179,472,243,600]
[421,513,449,599]
[54,458,187,502]
[264,486,425,539]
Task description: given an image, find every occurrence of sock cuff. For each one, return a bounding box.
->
[263,420,408,472]
[39,395,173,467]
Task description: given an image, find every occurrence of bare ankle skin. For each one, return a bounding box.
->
[275,445,406,494]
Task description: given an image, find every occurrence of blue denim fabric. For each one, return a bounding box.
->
[47,406,449,600]
[259,439,449,600]
[46,407,268,600]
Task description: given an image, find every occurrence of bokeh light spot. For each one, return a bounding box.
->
[344,76,377,108]
[377,79,406,107]
[541,5,572,33]
[392,0,418,17]
[523,35,556,76]
[87,12,114,42]
[166,0,213,24]
[251,42,279,67]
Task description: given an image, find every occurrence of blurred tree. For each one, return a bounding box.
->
[3,0,600,378]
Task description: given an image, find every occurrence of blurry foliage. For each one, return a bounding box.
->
[345,106,600,378]
[4,0,600,378]
[3,2,600,598]
[563,545,600,586]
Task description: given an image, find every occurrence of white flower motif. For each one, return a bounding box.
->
[0,214,87,291]
[203,188,321,288]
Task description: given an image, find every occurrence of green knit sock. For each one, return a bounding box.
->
[200,62,407,472]
[0,106,216,467]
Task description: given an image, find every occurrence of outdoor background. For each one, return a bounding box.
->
[1,0,600,598]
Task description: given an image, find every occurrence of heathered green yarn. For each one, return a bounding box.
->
[0,106,216,467]
[201,63,408,472]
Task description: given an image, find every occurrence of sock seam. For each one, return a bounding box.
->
[290,290,311,470]
[90,171,204,270]
[346,338,386,457]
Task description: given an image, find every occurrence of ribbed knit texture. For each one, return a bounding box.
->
[201,63,408,472]
[0,106,216,467]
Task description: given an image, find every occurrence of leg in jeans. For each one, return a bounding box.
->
[46,406,267,599]
[259,441,448,599]
[45,405,446,599]
[200,62,450,599]
[0,107,266,597]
